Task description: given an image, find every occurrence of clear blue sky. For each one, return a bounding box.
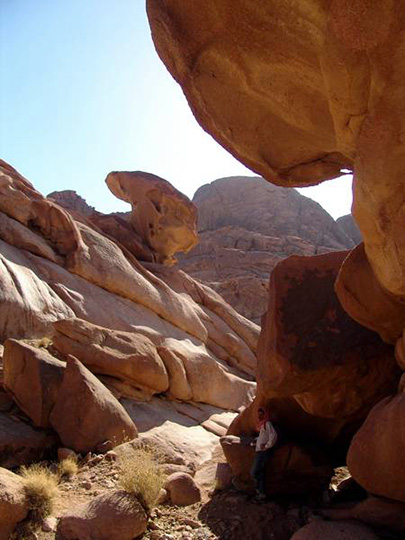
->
[1,0,352,217]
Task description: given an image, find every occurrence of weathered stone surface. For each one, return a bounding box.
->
[50,356,137,453]
[336,243,405,343]
[347,394,405,502]
[395,329,405,370]
[106,170,198,265]
[336,215,362,246]
[179,176,355,323]
[0,467,28,540]
[52,317,255,411]
[57,490,147,540]
[146,0,405,305]
[290,521,379,540]
[221,435,332,496]
[0,412,56,468]
[323,496,405,536]
[52,319,168,397]
[3,340,64,428]
[0,240,74,342]
[164,472,201,506]
[258,252,399,419]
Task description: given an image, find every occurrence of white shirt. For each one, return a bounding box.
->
[256,421,278,451]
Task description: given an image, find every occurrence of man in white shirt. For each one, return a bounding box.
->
[250,407,278,501]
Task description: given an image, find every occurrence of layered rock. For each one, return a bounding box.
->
[336,215,362,246]
[0,159,256,465]
[179,176,355,323]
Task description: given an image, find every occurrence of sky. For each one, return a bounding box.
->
[1,0,353,218]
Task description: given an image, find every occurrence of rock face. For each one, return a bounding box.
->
[3,339,65,428]
[336,215,362,246]
[0,160,256,471]
[290,521,379,540]
[106,170,198,265]
[179,176,355,323]
[257,251,398,420]
[347,394,405,502]
[146,0,405,329]
[0,412,56,468]
[49,356,137,453]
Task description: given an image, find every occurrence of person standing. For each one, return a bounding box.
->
[250,407,278,501]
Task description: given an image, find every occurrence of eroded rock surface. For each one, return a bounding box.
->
[106,170,198,265]
[347,393,405,502]
[179,176,355,323]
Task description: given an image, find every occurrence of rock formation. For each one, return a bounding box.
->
[179,176,356,323]
[48,190,95,216]
[0,159,257,469]
[106,170,199,265]
[147,0,405,513]
[336,214,362,246]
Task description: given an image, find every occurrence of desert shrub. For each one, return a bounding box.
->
[58,456,79,480]
[117,446,166,513]
[20,464,59,523]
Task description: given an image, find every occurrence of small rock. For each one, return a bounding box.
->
[80,480,92,490]
[105,450,117,461]
[165,472,201,506]
[182,517,201,528]
[58,447,77,462]
[157,487,168,505]
[42,515,58,532]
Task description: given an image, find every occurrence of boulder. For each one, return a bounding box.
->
[347,394,405,502]
[3,339,65,427]
[0,412,56,468]
[49,356,137,453]
[257,252,399,420]
[106,170,198,265]
[52,318,169,396]
[0,467,28,540]
[146,0,405,304]
[56,490,147,540]
[164,472,201,506]
[290,521,379,540]
[336,243,405,343]
[220,435,332,496]
[52,317,255,411]
[323,496,405,536]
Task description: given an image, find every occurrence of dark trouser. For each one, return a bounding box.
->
[250,449,272,495]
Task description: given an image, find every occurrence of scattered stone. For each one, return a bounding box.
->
[165,472,201,506]
[42,515,58,532]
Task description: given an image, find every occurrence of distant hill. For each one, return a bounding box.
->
[178,176,359,324]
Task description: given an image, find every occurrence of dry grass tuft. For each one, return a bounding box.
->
[118,446,166,513]
[20,464,59,523]
[58,456,79,480]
